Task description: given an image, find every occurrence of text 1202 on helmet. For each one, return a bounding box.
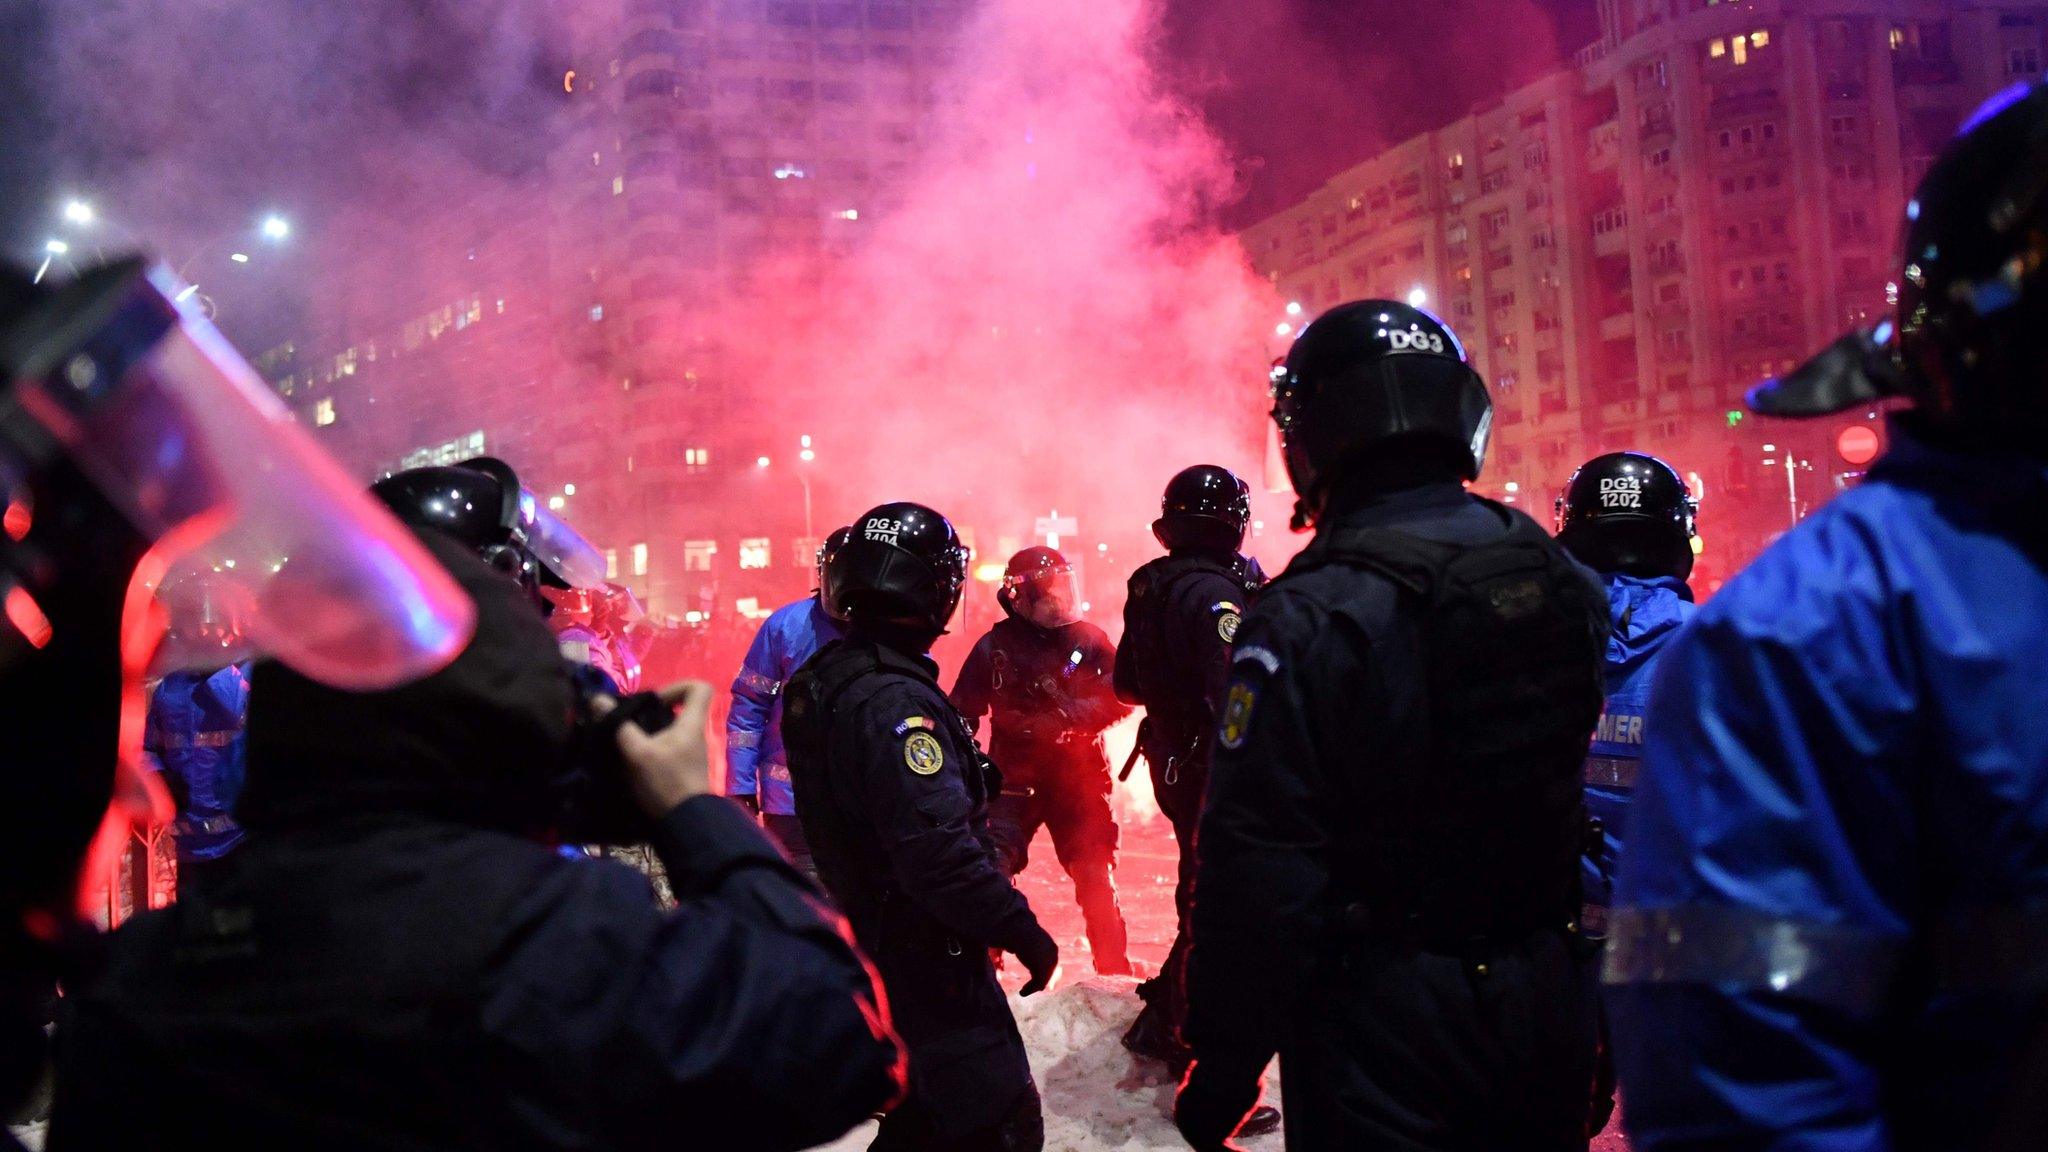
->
[1153,465,1251,553]
[825,502,970,635]
[1554,451,1698,581]
[1751,80,2048,456]
[1271,299,1493,529]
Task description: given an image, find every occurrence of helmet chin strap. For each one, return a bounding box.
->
[1289,497,1315,533]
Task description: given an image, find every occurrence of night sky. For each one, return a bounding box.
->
[1161,0,1601,226]
[2,0,1598,244]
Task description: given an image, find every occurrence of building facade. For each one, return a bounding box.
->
[1242,0,2048,575]
[274,0,981,618]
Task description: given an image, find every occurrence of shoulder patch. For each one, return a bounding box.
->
[904,731,946,775]
[893,716,939,736]
[1212,601,1243,643]
[1218,681,1257,750]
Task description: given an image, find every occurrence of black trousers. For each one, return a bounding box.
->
[762,812,817,881]
[1279,927,1599,1151]
[1147,758,1207,1043]
[984,778,1129,974]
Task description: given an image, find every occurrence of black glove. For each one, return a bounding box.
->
[1015,925,1059,996]
[730,791,761,816]
[1175,1052,1266,1152]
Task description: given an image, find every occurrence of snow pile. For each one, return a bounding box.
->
[1017,977,1282,1152]
[806,977,1282,1152]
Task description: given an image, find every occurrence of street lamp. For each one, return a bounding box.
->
[61,200,94,226]
[260,215,290,242]
[1407,285,1429,308]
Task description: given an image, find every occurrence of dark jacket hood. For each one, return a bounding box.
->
[238,532,576,836]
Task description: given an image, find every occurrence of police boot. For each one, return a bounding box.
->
[1121,987,1192,1072]
[1238,1104,1282,1138]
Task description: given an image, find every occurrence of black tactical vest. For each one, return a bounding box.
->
[1123,553,1262,744]
[782,638,1000,937]
[1286,501,1607,942]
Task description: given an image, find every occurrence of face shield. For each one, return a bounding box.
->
[4,259,473,690]
[1005,564,1081,629]
[525,501,608,590]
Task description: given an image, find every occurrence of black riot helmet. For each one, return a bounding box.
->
[373,457,539,593]
[816,525,856,595]
[372,456,606,607]
[1752,81,2048,456]
[1555,452,1698,581]
[1272,300,1492,529]
[1000,545,1081,628]
[825,502,970,638]
[1153,465,1251,553]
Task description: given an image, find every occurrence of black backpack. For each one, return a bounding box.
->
[1286,500,1608,941]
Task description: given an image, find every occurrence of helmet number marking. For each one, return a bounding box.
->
[1387,329,1446,354]
[1599,476,1643,509]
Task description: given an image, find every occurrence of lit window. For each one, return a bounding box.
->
[314,397,336,426]
[685,447,710,472]
[1751,29,1769,48]
[631,542,649,577]
[613,175,624,195]
[738,537,772,570]
[589,305,604,322]
[683,540,718,572]
[1710,38,1726,58]
[1733,37,1748,65]
[605,549,619,580]
[1890,27,1905,50]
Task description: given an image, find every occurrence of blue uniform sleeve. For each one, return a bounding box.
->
[1608,597,1917,1152]
[850,682,1050,957]
[1186,594,1339,1066]
[725,615,784,797]
[479,797,907,1151]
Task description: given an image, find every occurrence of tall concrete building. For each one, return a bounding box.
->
[548,0,979,614]
[1243,0,2048,572]
[276,0,980,616]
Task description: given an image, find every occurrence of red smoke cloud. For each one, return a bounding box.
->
[729,0,1289,577]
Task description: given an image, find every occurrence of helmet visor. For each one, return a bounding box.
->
[1006,566,1080,627]
[526,502,608,589]
[14,262,473,690]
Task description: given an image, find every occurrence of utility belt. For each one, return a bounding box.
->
[1582,755,1639,791]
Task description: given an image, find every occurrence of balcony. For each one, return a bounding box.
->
[1600,311,1636,341]
[1595,227,1629,258]
[1707,89,1785,121]
[1894,58,1962,86]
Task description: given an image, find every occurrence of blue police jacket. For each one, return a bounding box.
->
[1607,421,2048,1151]
[1580,572,1695,933]
[144,664,250,861]
[727,596,843,815]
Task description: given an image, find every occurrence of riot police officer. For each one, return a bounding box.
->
[953,546,1132,975]
[785,503,1059,1152]
[1114,464,1265,1071]
[1176,300,1609,1151]
[1552,450,1699,1135]
[727,525,855,877]
[1553,452,1698,939]
[1608,82,2048,1152]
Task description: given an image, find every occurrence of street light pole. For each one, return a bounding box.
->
[798,470,813,542]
